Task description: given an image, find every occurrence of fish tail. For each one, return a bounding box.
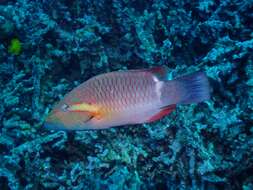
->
[174,71,210,104]
[161,71,210,105]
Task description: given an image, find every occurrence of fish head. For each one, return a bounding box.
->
[44,94,94,130]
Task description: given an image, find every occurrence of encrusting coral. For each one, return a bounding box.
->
[0,0,252,189]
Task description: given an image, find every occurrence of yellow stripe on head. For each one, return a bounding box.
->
[69,103,103,119]
[69,103,98,112]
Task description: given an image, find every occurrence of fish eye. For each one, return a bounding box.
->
[61,104,70,112]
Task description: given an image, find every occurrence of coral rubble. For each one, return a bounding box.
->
[0,0,252,189]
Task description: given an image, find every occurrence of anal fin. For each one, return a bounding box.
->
[147,105,176,123]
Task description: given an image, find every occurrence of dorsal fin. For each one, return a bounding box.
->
[128,66,170,81]
[146,104,176,123]
[148,66,170,80]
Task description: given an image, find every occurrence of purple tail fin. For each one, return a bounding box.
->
[173,71,210,104]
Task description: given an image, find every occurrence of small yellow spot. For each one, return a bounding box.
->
[8,38,22,55]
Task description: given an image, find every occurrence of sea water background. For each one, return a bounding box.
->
[0,0,252,189]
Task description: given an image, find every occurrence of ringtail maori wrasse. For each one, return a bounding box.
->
[45,67,210,130]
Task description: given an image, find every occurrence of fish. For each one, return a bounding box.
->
[44,66,210,130]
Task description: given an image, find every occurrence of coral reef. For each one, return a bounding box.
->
[0,0,252,189]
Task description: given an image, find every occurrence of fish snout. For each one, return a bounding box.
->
[44,112,64,130]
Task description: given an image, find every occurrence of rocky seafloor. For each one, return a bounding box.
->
[0,0,253,189]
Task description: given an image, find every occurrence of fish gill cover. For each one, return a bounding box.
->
[0,0,252,189]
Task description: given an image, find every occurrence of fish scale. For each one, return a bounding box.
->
[95,72,153,109]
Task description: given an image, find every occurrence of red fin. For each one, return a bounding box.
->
[149,66,169,80]
[129,66,169,80]
[147,105,176,123]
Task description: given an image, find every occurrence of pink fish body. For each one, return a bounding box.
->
[45,67,210,130]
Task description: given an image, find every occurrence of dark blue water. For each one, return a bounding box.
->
[0,0,252,189]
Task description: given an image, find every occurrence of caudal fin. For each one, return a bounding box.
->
[174,71,210,104]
